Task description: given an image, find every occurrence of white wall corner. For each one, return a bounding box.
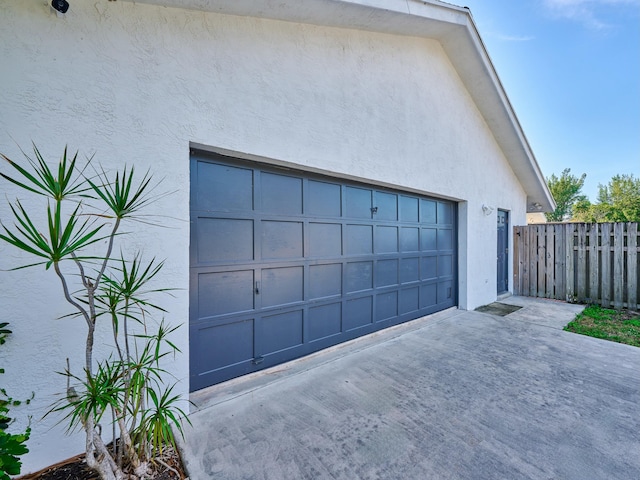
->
[457,200,468,310]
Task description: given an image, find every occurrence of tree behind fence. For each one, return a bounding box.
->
[513,222,639,310]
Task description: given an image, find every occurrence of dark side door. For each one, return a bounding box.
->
[497,210,509,294]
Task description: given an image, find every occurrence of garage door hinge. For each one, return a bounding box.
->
[252,356,264,365]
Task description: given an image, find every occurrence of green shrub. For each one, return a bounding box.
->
[0,323,31,480]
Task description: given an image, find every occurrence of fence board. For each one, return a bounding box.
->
[601,223,611,308]
[576,224,588,302]
[522,227,530,296]
[628,223,638,310]
[613,223,624,309]
[589,224,599,304]
[565,223,575,302]
[554,224,565,299]
[514,222,639,310]
[537,227,545,297]
[546,226,554,298]
[513,226,520,295]
[528,227,535,296]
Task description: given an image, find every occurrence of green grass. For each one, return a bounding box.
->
[564,305,640,347]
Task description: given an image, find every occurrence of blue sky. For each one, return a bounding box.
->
[457,0,640,201]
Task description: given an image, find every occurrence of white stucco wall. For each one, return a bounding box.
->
[0,1,527,472]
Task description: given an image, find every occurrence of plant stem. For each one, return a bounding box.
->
[53,261,91,329]
[92,218,121,294]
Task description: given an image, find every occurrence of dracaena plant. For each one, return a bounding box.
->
[0,145,189,480]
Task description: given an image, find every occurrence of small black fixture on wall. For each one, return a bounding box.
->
[51,0,69,14]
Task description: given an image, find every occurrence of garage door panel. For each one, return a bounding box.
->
[309,263,342,299]
[191,318,254,375]
[438,202,454,224]
[344,296,373,331]
[438,254,454,276]
[400,287,420,314]
[376,259,398,287]
[260,172,302,215]
[400,257,420,283]
[261,221,303,259]
[261,266,304,307]
[346,224,373,255]
[420,283,438,308]
[307,180,341,217]
[346,261,373,293]
[197,270,254,318]
[421,256,438,280]
[195,162,253,212]
[437,228,453,250]
[375,192,398,221]
[421,228,437,251]
[346,186,373,219]
[400,196,419,222]
[375,291,398,322]
[308,303,342,342]
[376,226,398,253]
[309,223,342,257]
[258,310,304,355]
[190,153,457,391]
[196,218,254,263]
[400,227,419,252]
[438,281,454,304]
[420,199,437,223]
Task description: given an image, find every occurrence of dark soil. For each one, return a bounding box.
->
[16,454,98,480]
[17,446,187,480]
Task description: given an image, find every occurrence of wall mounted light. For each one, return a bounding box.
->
[482,204,494,216]
[51,0,69,14]
[532,202,543,211]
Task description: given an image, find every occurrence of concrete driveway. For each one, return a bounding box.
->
[179,297,640,479]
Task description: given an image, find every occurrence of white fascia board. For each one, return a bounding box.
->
[439,13,556,213]
[122,0,555,212]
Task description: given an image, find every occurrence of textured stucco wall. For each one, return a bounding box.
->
[0,1,526,472]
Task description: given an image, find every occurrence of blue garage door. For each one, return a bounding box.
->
[190,152,457,391]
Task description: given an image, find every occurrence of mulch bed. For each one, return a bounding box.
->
[17,446,187,480]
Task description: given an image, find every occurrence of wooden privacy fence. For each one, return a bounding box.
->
[513,223,639,310]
